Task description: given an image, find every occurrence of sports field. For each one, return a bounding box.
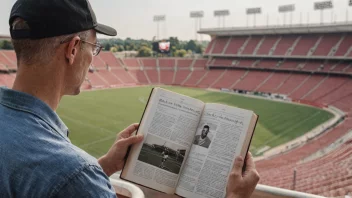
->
[56,86,334,158]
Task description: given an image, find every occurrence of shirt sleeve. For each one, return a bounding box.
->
[51,165,117,198]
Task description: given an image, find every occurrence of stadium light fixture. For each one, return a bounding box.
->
[314,1,333,24]
[214,10,230,28]
[246,7,262,27]
[278,4,295,26]
[153,15,166,40]
[190,11,204,41]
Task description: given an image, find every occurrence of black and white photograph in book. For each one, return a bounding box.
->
[193,122,217,149]
[137,134,187,174]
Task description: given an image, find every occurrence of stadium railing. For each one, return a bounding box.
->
[110,175,325,198]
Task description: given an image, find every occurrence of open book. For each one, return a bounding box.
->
[121,87,258,198]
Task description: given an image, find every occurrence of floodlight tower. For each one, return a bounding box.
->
[278,4,295,26]
[246,7,262,27]
[214,10,230,28]
[153,15,166,40]
[314,1,333,24]
[190,11,204,41]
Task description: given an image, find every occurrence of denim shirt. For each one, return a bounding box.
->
[0,87,116,198]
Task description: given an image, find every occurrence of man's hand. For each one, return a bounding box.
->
[226,152,260,198]
[98,123,144,177]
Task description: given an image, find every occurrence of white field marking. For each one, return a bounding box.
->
[261,111,322,146]
[60,114,116,135]
[59,106,119,128]
[138,96,147,104]
[80,135,117,149]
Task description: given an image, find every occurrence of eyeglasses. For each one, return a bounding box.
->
[60,38,103,56]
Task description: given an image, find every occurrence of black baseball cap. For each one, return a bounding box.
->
[9,0,117,39]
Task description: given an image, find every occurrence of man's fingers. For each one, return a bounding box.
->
[118,134,144,147]
[119,123,139,138]
[244,152,256,172]
[231,155,244,177]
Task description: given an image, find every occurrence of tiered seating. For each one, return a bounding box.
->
[237,60,254,67]
[158,59,175,68]
[1,51,17,69]
[197,70,224,88]
[257,60,278,68]
[303,77,347,101]
[334,35,352,56]
[0,51,16,70]
[212,37,229,54]
[204,39,215,54]
[233,71,272,91]
[173,70,191,85]
[257,119,352,195]
[289,75,326,99]
[177,59,193,68]
[98,70,122,87]
[183,70,207,86]
[92,56,105,69]
[301,61,323,71]
[313,34,341,56]
[99,52,122,68]
[256,72,290,93]
[320,62,336,72]
[211,70,246,89]
[145,70,159,84]
[256,36,278,55]
[276,74,310,94]
[279,60,300,69]
[330,62,350,72]
[291,35,319,56]
[193,59,207,68]
[140,59,157,68]
[110,69,137,85]
[212,58,235,67]
[128,70,149,84]
[123,58,140,68]
[242,36,262,55]
[87,72,109,88]
[159,71,174,85]
[225,36,247,55]
[332,95,352,112]
[317,80,352,105]
[273,35,298,55]
[0,73,15,88]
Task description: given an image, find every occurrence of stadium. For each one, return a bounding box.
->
[0,2,352,198]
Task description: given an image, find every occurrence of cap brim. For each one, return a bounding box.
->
[94,23,117,36]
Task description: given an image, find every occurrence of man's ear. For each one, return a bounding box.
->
[65,36,81,65]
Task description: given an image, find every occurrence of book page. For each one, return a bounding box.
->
[121,88,205,194]
[176,103,256,198]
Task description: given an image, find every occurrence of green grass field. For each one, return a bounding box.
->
[56,86,333,158]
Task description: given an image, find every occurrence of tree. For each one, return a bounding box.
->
[0,40,13,50]
[110,47,118,53]
[175,49,187,57]
[138,46,152,57]
[185,40,197,52]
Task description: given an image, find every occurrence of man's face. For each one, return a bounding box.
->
[201,127,209,138]
[65,30,96,95]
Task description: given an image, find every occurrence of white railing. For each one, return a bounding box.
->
[255,184,326,198]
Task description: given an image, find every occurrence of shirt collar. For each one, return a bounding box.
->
[0,87,69,140]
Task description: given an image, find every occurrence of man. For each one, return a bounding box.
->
[159,150,169,169]
[0,0,259,197]
[193,125,212,148]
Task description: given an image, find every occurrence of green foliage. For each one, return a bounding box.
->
[57,86,333,158]
[175,49,187,57]
[98,37,207,56]
[0,40,13,50]
[137,46,152,57]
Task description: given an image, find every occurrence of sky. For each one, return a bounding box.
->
[0,0,351,41]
